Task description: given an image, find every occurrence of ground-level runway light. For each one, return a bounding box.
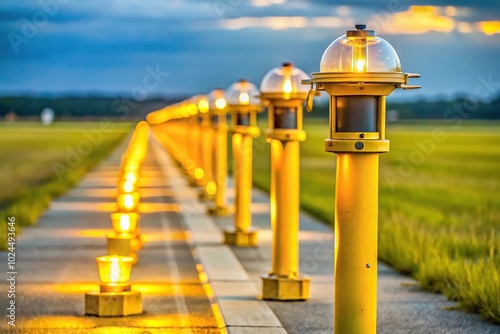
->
[305,24,420,333]
[260,62,311,300]
[85,255,142,316]
[223,79,262,246]
[206,89,230,215]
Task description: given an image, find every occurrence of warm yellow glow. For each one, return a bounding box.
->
[479,21,500,35]
[185,159,195,173]
[111,212,139,234]
[188,103,198,115]
[110,260,120,282]
[120,215,130,231]
[239,92,250,105]
[194,168,204,180]
[121,180,135,193]
[124,171,138,184]
[215,98,227,110]
[124,194,134,210]
[355,59,365,72]
[206,180,217,196]
[96,255,133,284]
[117,192,140,211]
[386,6,454,34]
[198,99,209,113]
[282,78,293,93]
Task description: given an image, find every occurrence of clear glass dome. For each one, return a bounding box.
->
[320,25,401,73]
[260,62,310,94]
[207,89,227,110]
[226,79,260,106]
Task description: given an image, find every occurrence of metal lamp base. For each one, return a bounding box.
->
[223,228,258,247]
[84,290,142,317]
[206,205,230,216]
[261,274,310,301]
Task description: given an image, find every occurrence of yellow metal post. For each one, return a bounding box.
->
[233,133,253,231]
[306,24,420,333]
[260,62,311,300]
[200,116,215,199]
[207,89,229,214]
[209,122,229,214]
[224,79,261,246]
[270,139,300,276]
[334,153,378,333]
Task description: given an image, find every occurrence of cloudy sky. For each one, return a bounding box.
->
[1,0,499,101]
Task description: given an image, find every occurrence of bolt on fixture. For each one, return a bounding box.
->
[304,24,420,334]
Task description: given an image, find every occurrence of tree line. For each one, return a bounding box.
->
[1,93,499,120]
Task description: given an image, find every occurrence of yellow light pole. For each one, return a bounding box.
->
[193,95,210,186]
[260,62,310,300]
[305,24,420,333]
[206,89,230,215]
[197,95,216,199]
[224,79,262,246]
[185,100,200,185]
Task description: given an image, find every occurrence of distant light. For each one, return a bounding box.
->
[239,92,250,105]
[198,99,209,113]
[215,98,227,110]
[194,168,204,180]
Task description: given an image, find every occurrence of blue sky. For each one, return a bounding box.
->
[1,0,499,101]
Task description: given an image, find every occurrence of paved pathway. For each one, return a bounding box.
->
[1,132,498,334]
[0,137,223,333]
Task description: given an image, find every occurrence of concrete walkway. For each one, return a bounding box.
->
[1,132,499,333]
[0,137,223,333]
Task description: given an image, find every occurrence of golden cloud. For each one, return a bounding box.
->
[479,21,500,35]
[380,6,455,34]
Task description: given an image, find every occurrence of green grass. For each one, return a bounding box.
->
[251,119,500,323]
[0,121,134,250]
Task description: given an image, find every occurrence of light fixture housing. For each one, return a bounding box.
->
[96,255,134,292]
[260,62,309,135]
[226,79,262,134]
[110,212,139,234]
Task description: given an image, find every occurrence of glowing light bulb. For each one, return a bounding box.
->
[206,181,217,196]
[119,215,131,231]
[198,99,209,113]
[110,259,120,283]
[215,98,227,110]
[283,78,293,93]
[123,180,134,193]
[352,37,368,72]
[125,172,137,184]
[356,59,366,72]
[194,168,204,180]
[239,92,250,105]
[123,194,134,210]
[188,103,198,115]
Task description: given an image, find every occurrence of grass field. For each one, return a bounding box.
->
[251,119,500,323]
[0,121,134,249]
